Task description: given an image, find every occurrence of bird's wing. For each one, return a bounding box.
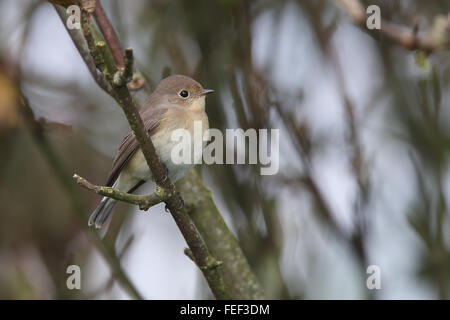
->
[105,107,168,187]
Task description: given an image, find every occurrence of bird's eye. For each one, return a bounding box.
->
[179,90,189,98]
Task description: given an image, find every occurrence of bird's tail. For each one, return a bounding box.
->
[88,196,117,229]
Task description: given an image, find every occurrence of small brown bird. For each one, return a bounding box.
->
[89,75,213,228]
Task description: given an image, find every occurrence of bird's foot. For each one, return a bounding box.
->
[162,163,169,182]
[164,192,184,212]
[177,192,184,209]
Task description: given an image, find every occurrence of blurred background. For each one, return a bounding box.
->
[0,0,449,299]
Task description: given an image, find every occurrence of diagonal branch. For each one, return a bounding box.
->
[54,4,112,94]
[92,1,145,91]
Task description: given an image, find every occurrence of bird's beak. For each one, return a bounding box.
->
[200,89,214,96]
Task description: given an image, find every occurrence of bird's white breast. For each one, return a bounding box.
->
[124,109,209,184]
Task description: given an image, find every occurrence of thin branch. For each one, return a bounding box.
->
[332,47,373,297]
[94,0,124,69]
[113,48,133,86]
[86,234,135,299]
[13,3,142,299]
[54,5,112,94]
[184,248,196,263]
[73,174,169,210]
[123,48,134,82]
[335,0,450,52]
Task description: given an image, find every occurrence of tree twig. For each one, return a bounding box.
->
[19,91,143,300]
[94,0,124,69]
[177,170,266,299]
[54,4,112,94]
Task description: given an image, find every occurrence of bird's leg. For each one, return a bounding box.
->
[177,192,184,209]
[162,163,169,182]
[164,192,184,212]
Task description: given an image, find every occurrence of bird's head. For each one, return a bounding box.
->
[153,74,214,111]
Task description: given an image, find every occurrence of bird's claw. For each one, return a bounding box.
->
[164,192,184,212]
